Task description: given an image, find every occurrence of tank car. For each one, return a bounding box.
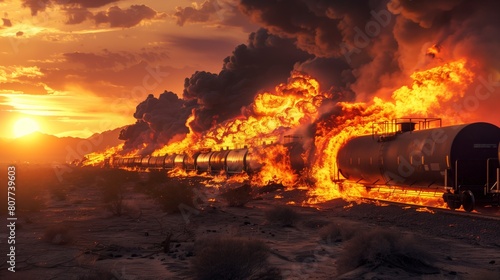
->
[337,119,500,211]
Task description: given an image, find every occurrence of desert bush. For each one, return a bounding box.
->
[50,185,68,201]
[43,223,74,245]
[192,237,271,280]
[151,179,195,213]
[319,222,359,244]
[99,169,132,216]
[265,205,300,227]
[336,228,437,275]
[220,184,253,207]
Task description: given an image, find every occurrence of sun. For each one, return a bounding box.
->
[13,117,40,138]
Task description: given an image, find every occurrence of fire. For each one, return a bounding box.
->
[85,58,476,210]
[83,144,124,166]
[249,145,298,187]
[309,59,474,204]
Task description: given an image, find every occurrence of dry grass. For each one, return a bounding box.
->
[150,179,196,213]
[319,221,359,244]
[265,205,300,227]
[43,223,75,245]
[192,237,272,280]
[336,228,437,275]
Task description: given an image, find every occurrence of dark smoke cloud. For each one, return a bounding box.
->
[239,0,500,102]
[239,0,402,97]
[119,92,191,153]
[119,29,311,151]
[120,0,500,152]
[183,28,312,133]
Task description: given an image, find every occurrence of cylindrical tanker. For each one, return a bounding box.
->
[226,148,249,173]
[337,122,500,211]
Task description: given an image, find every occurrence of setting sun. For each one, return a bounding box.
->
[13,117,40,138]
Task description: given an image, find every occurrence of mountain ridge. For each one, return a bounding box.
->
[0,127,124,163]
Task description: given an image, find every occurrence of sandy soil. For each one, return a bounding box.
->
[0,168,499,280]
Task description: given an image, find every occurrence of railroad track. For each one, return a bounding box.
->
[357,196,500,221]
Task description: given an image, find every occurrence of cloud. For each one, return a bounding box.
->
[174,0,218,26]
[63,51,135,69]
[164,34,240,56]
[19,1,161,28]
[21,0,119,16]
[64,6,94,25]
[173,0,258,31]
[94,5,157,28]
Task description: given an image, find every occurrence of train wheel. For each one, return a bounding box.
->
[461,190,475,212]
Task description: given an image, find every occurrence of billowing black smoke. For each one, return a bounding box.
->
[120,29,311,151]
[240,0,500,97]
[121,0,500,152]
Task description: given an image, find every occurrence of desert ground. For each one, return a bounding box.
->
[0,165,499,280]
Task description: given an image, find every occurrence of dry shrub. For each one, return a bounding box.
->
[99,169,133,216]
[337,228,438,275]
[265,205,300,227]
[43,223,74,245]
[50,186,67,201]
[220,184,253,207]
[152,179,195,213]
[192,237,272,280]
[319,222,359,244]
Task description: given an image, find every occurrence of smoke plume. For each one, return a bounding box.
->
[121,0,500,152]
[120,29,311,151]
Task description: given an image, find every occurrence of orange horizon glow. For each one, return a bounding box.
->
[12,117,40,138]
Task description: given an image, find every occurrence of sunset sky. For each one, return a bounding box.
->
[1,0,499,141]
[0,0,257,138]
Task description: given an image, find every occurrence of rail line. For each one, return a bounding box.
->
[357,196,500,221]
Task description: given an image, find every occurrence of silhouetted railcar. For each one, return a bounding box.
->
[337,119,500,211]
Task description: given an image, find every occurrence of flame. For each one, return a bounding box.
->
[250,145,298,187]
[86,59,477,210]
[82,144,123,166]
[154,72,329,155]
[309,59,474,205]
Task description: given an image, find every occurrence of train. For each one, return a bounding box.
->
[108,141,305,176]
[336,118,500,212]
[107,118,500,212]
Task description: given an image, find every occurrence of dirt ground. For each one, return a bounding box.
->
[0,167,499,280]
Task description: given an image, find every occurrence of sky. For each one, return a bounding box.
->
[0,0,257,138]
[1,0,499,141]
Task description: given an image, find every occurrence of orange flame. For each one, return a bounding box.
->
[86,59,476,210]
[309,59,474,204]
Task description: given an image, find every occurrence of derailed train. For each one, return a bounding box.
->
[336,119,500,212]
[109,118,500,212]
[109,141,305,175]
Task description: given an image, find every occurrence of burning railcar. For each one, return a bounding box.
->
[336,118,500,212]
[110,141,305,177]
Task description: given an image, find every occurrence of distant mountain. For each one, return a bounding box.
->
[0,127,124,164]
